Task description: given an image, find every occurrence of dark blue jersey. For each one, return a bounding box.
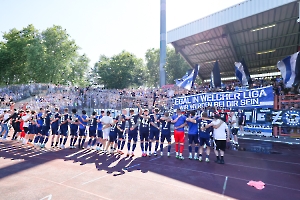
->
[110,123,118,134]
[42,113,51,128]
[51,112,60,128]
[150,113,161,130]
[238,112,244,121]
[139,116,150,132]
[89,116,97,130]
[37,112,43,126]
[160,118,171,135]
[60,113,69,128]
[116,114,126,130]
[197,119,212,139]
[69,114,79,130]
[128,115,139,131]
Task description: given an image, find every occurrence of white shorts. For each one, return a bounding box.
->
[102,128,110,140]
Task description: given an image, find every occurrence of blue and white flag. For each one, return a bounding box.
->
[235,62,248,85]
[277,52,300,88]
[234,58,252,86]
[210,61,221,88]
[176,64,199,90]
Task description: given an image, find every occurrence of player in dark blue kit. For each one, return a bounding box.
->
[33,108,44,146]
[149,108,161,156]
[108,118,119,155]
[78,110,88,149]
[87,111,98,149]
[96,111,104,151]
[126,109,140,157]
[159,112,172,157]
[116,110,127,154]
[39,110,52,148]
[69,109,80,149]
[237,109,245,135]
[139,106,150,157]
[186,111,200,160]
[50,107,60,148]
[59,108,69,149]
[190,112,213,162]
[27,110,37,145]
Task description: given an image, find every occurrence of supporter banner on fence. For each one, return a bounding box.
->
[173,86,274,110]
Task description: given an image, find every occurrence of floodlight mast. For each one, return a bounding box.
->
[159,0,166,87]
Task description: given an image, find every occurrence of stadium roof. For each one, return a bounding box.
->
[167,0,299,80]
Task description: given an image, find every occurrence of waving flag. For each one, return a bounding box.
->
[277,52,300,88]
[235,59,252,86]
[176,64,199,90]
[210,61,221,88]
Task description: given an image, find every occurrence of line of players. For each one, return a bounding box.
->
[4,104,235,164]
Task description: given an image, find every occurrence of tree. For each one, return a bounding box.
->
[92,51,146,89]
[144,46,191,87]
[0,24,89,86]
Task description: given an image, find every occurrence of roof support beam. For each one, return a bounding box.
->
[238,44,297,57]
[235,32,299,47]
[187,46,231,57]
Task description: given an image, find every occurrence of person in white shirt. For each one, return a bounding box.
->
[203,114,230,164]
[100,111,113,153]
[1,110,11,140]
[228,111,239,146]
[22,110,31,144]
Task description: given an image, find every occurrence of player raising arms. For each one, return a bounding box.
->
[149,108,161,156]
[159,112,172,157]
[171,109,187,160]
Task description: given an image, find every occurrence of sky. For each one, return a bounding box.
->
[0,0,244,66]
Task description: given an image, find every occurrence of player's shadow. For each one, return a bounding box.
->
[0,140,151,180]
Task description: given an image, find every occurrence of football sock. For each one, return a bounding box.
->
[92,138,97,146]
[155,142,159,151]
[121,141,125,150]
[88,138,92,146]
[168,144,171,152]
[140,142,144,152]
[145,142,148,152]
[132,143,136,152]
[180,145,184,153]
[195,146,199,154]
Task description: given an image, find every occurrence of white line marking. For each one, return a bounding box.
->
[39,194,52,200]
[59,168,95,184]
[82,174,110,185]
[149,157,161,161]
[222,176,228,195]
[33,176,111,200]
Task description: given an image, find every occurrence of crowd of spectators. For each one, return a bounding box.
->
[0,75,299,113]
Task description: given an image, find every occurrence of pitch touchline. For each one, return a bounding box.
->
[33,176,112,200]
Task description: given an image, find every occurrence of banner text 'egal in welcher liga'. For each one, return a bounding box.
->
[173,86,274,110]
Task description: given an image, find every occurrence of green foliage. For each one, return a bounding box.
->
[0,24,89,86]
[144,46,192,87]
[92,51,146,89]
